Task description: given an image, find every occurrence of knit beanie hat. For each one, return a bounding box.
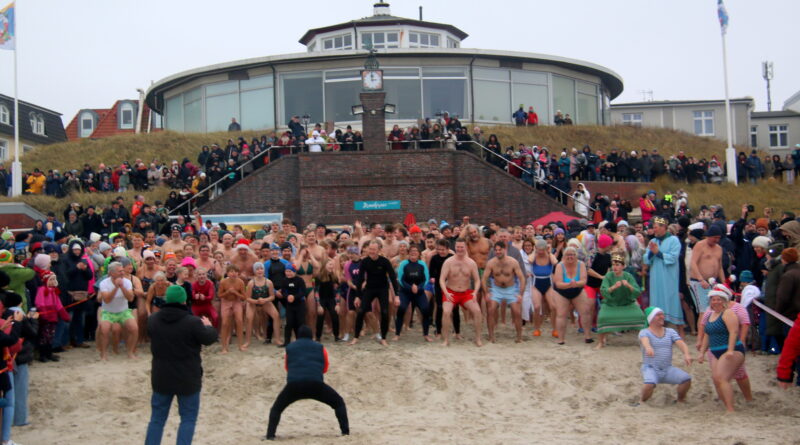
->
[752,236,771,250]
[34,253,51,270]
[164,285,187,304]
[0,250,12,264]
[782,247,799,264]
[597,234,613,249]
[644,307,663,327]
[738,270,754,284]
[254,230,267,240]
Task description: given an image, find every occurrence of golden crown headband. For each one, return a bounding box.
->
[611,254,626,264]
[652,216,668,226]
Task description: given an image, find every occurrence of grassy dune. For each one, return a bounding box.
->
[482,124,750,160]
[6,125,794,217]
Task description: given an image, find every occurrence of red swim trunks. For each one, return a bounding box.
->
[445,288,474,307]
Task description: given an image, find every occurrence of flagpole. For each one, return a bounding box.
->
[719,4,737,186]
[10,1,21,196]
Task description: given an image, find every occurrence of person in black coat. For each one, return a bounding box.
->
[2,290,37,427]
[266,325,348,440]
[145,285,217,445]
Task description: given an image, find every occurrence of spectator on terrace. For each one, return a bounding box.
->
[526,107,539,126]
[512,105,527,126]
[228,117,241,132]
[554,110,565,126]
[746,150,763,184]
[563,114,574,125]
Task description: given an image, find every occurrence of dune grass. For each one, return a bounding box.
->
[18,130,271,173]
[0,188,172,219]
[646,176,799,217]
[481,124,751,160]
[6,125,794,217]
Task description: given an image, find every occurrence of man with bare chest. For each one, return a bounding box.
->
[483,241,526,343]
[231,244,258,280]
[219,233,237,261]
[439,240,484,347]
[304,231,327,265]
[162,225,186,257]
[689,225,726,313]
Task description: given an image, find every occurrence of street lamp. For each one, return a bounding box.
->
[301,113,311,135]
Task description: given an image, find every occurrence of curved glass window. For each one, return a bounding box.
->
[281,72,323,126]
[165,95,183,131]
[552,75,576,123]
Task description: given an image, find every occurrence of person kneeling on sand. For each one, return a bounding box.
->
[266,325,349,440]
[145,285,218,445]
[636,307,692,405]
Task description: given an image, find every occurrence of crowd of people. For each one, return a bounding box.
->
[0,187,797,441]
[9,120,798,203]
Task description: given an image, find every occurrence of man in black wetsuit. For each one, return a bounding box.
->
[428,239,460,338]
[349,241,399,347]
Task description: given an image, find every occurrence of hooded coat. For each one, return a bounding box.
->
[780,220,800,250]
[148,303,218,395]
[62,240,94,293]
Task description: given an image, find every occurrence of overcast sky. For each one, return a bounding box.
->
[1,0,796,124]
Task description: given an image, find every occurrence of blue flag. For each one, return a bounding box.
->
[717,0,729,35]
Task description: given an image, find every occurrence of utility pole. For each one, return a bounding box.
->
[762,61,773,112]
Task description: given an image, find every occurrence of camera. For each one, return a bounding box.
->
[747,205,755,213]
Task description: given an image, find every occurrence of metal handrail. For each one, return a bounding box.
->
[170,138,592,216]
[385,138,593,212]
[170,141,366,215]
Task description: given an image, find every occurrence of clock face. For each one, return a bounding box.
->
[362,70,383,90]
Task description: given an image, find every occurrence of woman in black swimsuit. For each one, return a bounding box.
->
[552,247,594,345]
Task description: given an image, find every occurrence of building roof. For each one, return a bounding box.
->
[0,94,67,145]
[298,15,469,45]
[145,48,624,112]
[65,100,153,140]
[751,110,800,119]
[610,98,754,108]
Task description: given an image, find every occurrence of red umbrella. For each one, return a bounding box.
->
[403,212,416,228]
[529,211,576,227]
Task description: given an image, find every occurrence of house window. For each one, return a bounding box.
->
[119,102,135,129]
[750,125,757,147]
[409,32,440,48]
[29,112,45,136]
[692,110,714,136]
[0,139,7,161]
[769,124,788,148]
[80,111,95,138]
[0,105,9,125]
[446,37,459,48]
[322,33,352,50]
[622,113,642,126]
[361,31,399,49]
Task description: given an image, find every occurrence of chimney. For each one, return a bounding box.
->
[373,2,390,16]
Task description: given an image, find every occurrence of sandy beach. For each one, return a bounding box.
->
[14,321,799,445]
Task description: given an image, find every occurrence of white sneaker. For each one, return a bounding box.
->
[374,334,382,341]
[341,333,351,342]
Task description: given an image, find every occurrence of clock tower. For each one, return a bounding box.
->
[359,46,388,152]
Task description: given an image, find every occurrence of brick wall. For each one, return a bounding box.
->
[201,149,576,226]
[360,92,386,152]
[0,213,39,230]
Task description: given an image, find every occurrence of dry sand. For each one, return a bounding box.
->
[14,322,800,445]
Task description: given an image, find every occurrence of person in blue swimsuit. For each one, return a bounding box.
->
[552,247,593,345]
[482,241,526,343]
[697,284,746,412]
[528,239,557,337]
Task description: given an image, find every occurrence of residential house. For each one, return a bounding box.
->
[0,93,67,161]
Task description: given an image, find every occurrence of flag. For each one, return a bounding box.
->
[0,2,14,50]
[717,0,729,35]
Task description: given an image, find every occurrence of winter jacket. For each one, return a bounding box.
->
[776,262,800,321]
[777,314,800,382]
[25,173,45,194]
[9,310,38,366]
[148,303,218,395]
[62,241,94,293]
